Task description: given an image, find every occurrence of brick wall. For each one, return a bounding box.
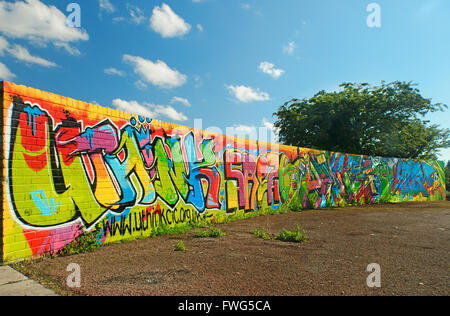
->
[1,81,446,263]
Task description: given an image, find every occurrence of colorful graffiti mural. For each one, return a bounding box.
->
[0,81,446,263]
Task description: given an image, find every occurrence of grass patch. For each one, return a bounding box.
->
[174,240,187,252]
[195,226,226,238]
[251,225,308,243]
[275,225,308,243]
[250,228,272,240]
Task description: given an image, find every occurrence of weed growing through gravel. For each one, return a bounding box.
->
[54,231,101,257]
[251,228,272,240]
[174,240,187,252]
[196,226,226,238]
[275,225,308,243]
[43,221,210,259]
[251,225,308,243]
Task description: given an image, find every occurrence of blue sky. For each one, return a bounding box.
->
[0,0,449,161]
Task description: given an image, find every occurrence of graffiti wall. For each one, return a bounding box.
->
[1,81,446,263]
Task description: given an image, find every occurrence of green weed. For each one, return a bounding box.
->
[174,240,187,252]
[196,226,226,238]
[275,225,308,243]
[250,228,272,240]
[54,231,101,257]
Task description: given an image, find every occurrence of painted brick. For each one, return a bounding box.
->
[0,81,446,263]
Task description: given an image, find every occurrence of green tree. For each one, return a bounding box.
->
[273,81,449,160]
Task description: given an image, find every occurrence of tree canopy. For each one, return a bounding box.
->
[273,81,449,160]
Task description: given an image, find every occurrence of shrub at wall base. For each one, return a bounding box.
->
[0,81,446,263]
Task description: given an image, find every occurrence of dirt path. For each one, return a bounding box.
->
[12,201,450,296]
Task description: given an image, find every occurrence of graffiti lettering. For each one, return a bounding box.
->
[2,90,445,262]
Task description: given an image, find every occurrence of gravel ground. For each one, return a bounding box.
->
[12,200,449,296]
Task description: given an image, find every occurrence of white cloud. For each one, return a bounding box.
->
[123,54,187,89]
[225,124,258,142]
[0,35,8,54]
[98,0,115,14]
[112,4,146,25]
[0,35,57,68]
[134,80,148,90]
[104,67,125,77]
[226,85,270,103]
[240,3,262,16]
[53,42,80,56]
[112,98,188,122]
[152,104,188,121]
[0,0,89,44]
[226,118,278,142]
[112,99,156,118]
[193,74,203,88]
[0,61,15,80]
[262,117,279,140]
[258,61,285,79]
[234,124,255,133]
[283,41,296,55]
[196,24,204,32]
[127,4,146,24]
[150,3,191,38]
[262,118,274,131]
[112,4,146,24]
[438,147,450,162]
[7,44,57,67]
[112,16,126,23]
[171,96,191,107]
